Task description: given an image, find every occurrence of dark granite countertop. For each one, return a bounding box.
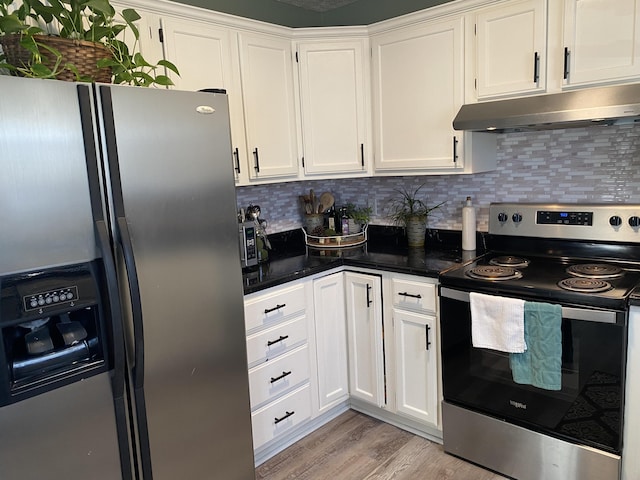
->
[242,226,484,295]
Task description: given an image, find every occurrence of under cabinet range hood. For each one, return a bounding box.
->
[453,83,640,133]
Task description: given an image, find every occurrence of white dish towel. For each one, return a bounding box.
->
[470,292,526,353]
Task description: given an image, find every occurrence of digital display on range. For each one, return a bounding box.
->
[537,211,593,226]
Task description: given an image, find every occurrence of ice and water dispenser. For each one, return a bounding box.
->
[0,262,109,404]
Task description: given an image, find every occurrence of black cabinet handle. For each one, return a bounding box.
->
[274,411,295,424]
[366,284,372,307]
[563,47,570,80]
[233,147,240,174]
[264,303,286,314]
[360,143,364,167]
[253,147,260,173]
[267,335,289,347]
[533,51,540,83]
[452,136,458,165]
[270,371,292,383]
[399,291,422,299]
[425,324,431,350]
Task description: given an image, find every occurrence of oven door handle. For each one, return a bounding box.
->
[439,287,618,324]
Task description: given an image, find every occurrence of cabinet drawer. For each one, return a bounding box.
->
[246,315,307,367]
[248,345,310,409]
[251,383,312,450]
[244,283,306,332]
[391,277,437,313]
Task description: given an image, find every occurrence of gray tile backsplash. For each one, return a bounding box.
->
[236,123,640,234]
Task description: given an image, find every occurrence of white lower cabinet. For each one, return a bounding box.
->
[389,274,440,429]
[246,269,443,461]
[344,271,385,407]
[244,280,314,451]
[393,309,438,426]
[313,272,349,413]
[251,384,312,450]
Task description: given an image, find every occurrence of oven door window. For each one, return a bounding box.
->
[440,294,626,454]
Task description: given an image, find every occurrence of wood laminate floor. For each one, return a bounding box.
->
[256,410,508,480]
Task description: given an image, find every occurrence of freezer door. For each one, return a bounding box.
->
[0,76,97,276]
[100,85,255,480]
[0,373,122,479]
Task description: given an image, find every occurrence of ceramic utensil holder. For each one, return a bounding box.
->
[304,214,324,233]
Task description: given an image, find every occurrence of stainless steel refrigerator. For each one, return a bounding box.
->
[0,75,255,479]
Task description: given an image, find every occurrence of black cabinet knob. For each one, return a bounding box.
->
[610,215,622,227]
[498,212,508,223]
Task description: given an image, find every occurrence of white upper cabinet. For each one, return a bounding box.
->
[296,39,370,176]
[474,0,547,99]
[371,16,474,173]
[160,19,235,92]
[562,0,640,87]
[110,2,164,67]
[238,32,300,181]
[159,18,248,184]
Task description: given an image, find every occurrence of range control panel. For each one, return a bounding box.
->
[537,210,593,226]
[489,203,640,242]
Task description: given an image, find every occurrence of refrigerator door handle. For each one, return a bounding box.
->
[116,216,145,385]
[116,215,153,480]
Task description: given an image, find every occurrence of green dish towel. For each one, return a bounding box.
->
[509,301,562,391]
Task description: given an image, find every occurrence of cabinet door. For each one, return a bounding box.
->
[313,273,349,413]
[563,0,640,86]
[297,40,369,175]
[475,0,546,98]
[160,18,248,184]
[344,272,384,407]
[394,309,438,427]
[238,32,299,180]
[371,17,464,172]
[110,3,164,70]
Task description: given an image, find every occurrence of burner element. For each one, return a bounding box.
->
[466,265,523,281]
[558,277,612,293]
[567,263,624,279]
[490,256,530,268]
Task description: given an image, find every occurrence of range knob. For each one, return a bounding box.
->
[497,212,508,223]
[609,215,622,227]
[629,216,640,228]
[512,213,523,224]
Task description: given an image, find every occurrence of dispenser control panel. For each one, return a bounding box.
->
[24,286,78,312]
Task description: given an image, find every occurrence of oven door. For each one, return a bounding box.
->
[440,286,627,454]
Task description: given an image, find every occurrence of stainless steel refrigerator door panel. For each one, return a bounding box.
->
[0,373,122,479]
[0,76,97,276]
[104,86,255,479]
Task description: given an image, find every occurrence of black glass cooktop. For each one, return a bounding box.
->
[440,252,640,310]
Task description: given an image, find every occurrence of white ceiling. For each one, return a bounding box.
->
[274,0,361,12]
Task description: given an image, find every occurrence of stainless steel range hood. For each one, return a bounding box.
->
[453,83,640,133]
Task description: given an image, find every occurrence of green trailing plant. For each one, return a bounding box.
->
[0,0,178,85]
[388,184,445,227]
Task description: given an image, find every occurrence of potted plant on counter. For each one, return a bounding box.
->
[0,0,178,85]
[345,203,372,234]
[389,184,444,247]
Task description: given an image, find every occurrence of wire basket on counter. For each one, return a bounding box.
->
[302,224,368,248]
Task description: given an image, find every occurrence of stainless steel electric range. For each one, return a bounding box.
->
[439,203,640,480]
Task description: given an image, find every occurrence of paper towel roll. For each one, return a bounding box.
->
[462,196,476,251]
